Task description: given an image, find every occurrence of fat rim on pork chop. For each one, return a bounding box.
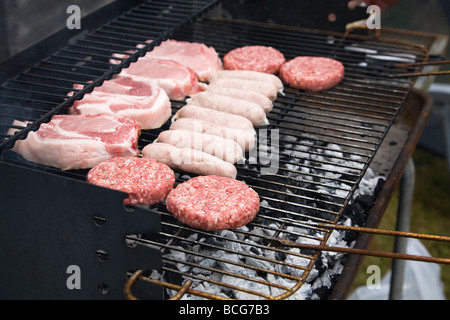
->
[166,175,260,231]
[87,156,175,206]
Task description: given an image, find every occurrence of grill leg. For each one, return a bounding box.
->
[389,158,415,300]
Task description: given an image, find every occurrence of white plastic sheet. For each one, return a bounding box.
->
[347,239,446,300]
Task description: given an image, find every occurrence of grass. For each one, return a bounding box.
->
[349,147,450,299]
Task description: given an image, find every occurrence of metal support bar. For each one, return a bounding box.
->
[389,158,415,300]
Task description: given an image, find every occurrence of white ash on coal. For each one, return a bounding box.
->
[139,135,385,300]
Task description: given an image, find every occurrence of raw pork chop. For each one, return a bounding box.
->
[69,77,171,130]
[145,40,223,82]
[9,114,141,170]
[115,57,206,101]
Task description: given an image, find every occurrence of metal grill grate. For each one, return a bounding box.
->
[0,2,429,300]
[126,20,428,299]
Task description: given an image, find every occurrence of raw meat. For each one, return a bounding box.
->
[166,175,260,231]
[208,69,284,94]
[87,156,175,206]
[156,129,244,164]
[169,117,256,151]
[145,39,223,82]
[9,114,141,170]
[279,56,345,91]
[207,77,279,101]
[69,77,171,130]
[187,91,268,127]
[173,105,255,132]
[116,57,206,101]
[142,142,237,179]
[206,86,273,113]
[223,45,286,74]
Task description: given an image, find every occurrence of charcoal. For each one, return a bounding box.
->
[313,254,328,276]
[163,263,184,286]
[374,177,385,196]
[249,246,261,255]
[275,250,287,261]
[355,194,375,210]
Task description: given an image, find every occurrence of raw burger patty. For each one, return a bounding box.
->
[279,56,344,91]
[166,175,260,231]
[223,45,286,74]
[87,156,175,206]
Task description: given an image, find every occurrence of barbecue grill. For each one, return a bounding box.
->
[0,0,448,300]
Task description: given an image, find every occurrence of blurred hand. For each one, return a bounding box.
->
[348,0,400,11]
[348,0,365,10]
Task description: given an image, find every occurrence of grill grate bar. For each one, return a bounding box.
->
[273,100,391,129]
[13,73,90,88]
[277,138,372,159]
[140,231,311,275]
[289,96,398,119]
[271,122,381,146]
[239,174,349,202]
[98,24,165,39]
[0,93,60,106]
[40,60,108,74]
[28,66,101,82]
[75,38,139,52]
[297,91,401,113]
[0,86,68,101]
[270,111,386,139]
[87,30,150,45]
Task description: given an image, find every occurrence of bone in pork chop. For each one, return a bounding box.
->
[9,114,141,170]
[69,77,171,130]
[145,39,223,82]
[116,57,206,101]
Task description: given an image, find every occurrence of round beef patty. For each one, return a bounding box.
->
[223,45,286,74]
[87,156,175,206]
[166,175,260,231]
[279,56,344,91]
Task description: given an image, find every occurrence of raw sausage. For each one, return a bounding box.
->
[206,86,273,113]
[208,70,284,94]
[156,129,244,164]
[169,117,256,151]
[142,142,237,179]
[207,78,279,101]
[173,105,255,132]
[187,91,269,126]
